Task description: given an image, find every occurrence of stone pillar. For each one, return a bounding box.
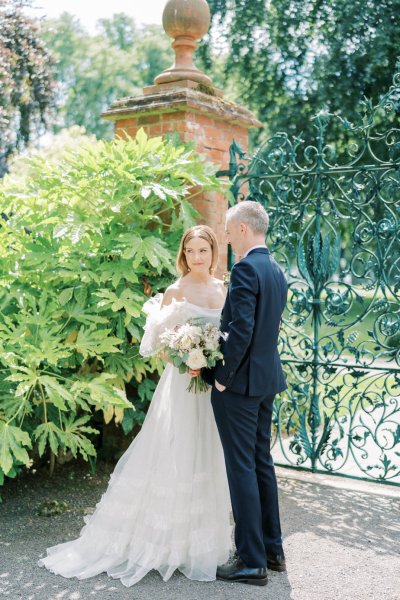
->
[101,0,260,274]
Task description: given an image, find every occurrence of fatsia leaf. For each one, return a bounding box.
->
[178,201,197,230]
[59,288,74,306]
[141,186,151,199]
[140,237,173,273]
[74,286,88,307]
[137,378,156,402]
[94,288,143,317]
[0,420,32,474]
[33,421,63,457]
[65,305,109,325]
[6,368,39,397]
[53,224,69,239]
[59,415,97,460]
[39,376,74,410]
[131,245,145,269]
[75,327,122,358]
[103,405,114,425]
[0,381,34,421]
[120,234,142,260]
[71,373,131,409]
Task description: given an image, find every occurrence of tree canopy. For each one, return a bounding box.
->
[0,0,55,176]
[202,0,400,144]
[39,13,173,138]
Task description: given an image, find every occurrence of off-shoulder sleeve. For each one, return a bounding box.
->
[139,293,189,357]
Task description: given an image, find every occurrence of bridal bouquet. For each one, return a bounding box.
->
[159,318,226,394]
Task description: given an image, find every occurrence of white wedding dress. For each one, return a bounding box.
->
[38,296,232,586]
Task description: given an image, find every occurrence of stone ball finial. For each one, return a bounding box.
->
[162,0,210,39]
[154,0,213,87]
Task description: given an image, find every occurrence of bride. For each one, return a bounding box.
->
[38,225,232,586]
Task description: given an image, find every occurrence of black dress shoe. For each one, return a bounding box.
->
[267,553,286,572]
[216,558,268,586]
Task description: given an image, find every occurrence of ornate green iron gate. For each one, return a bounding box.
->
[218,71,400,485]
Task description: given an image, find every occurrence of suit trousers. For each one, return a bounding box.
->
[211,387,283,568]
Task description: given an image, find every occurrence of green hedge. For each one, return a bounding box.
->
[0,130,218,486]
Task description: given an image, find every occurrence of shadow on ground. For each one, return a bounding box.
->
[279,477,400,556]
[0,460,398,600]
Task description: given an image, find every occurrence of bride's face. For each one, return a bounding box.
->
[184,236,213,274]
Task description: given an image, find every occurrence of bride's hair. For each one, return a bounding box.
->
[176,225,219,276]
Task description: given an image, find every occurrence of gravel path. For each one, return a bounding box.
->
[0,461,399,600]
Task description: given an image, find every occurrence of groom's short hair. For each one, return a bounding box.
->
[226,201,269,236]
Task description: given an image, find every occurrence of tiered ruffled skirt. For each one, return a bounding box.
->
[38,364,232,586]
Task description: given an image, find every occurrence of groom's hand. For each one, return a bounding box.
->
[215,380,226,392]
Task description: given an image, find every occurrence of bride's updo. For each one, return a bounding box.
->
[176,225,219,276]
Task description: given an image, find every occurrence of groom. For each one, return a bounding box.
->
[203,200,288,586]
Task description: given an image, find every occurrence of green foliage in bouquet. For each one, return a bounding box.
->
[0,129,218,486]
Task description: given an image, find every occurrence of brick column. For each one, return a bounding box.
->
[101,1,260,274]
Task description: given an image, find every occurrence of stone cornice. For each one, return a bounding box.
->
[101,87,261,129]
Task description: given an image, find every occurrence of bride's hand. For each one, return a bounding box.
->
[160,350,170,362]
[215,379,226,392]
[188,368,201,378]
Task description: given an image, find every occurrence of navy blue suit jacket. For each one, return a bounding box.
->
[206,247,287,397]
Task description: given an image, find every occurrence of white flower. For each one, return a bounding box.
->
[205,338,219,351]
[174,332,193,351]
[186,348,207,369]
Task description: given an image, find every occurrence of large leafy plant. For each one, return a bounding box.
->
[0,130,217,486]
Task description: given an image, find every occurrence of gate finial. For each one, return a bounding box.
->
[154,0,213,87]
